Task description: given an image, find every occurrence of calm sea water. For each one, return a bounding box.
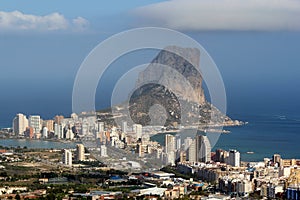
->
[0,138,76,149]
[214,113,300,161]
[151,113,300,162]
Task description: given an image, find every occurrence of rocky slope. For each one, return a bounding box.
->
[127,46,232,127]
[136,46,205,105]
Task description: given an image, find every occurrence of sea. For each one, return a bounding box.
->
[214,113,300,162]
[151,112,300,162]
[0,138,76,149]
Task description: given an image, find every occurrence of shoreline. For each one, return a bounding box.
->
[0,136,80,144]
[0,138,77,149]
[0,137,299,163]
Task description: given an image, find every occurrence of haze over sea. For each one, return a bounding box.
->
[0,32,300,162]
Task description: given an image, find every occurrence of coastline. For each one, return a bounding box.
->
[0,138,77,149]
[0,136,78,143]
[2,113,300,162]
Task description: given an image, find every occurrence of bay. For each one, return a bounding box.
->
[150,113,300,162]
[0,138,77,149]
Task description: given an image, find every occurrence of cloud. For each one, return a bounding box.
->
[0,10,89,32]
[72,16,90,31]
[134,0,300,31]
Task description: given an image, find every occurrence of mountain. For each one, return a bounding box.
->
[136,46,205,104]
[127,46,232,127]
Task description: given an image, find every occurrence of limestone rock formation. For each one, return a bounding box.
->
[100,46,234,128]
[136,46,205,105]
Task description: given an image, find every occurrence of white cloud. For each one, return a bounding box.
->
[72,16,90,32]
[134,0,300,31]
[0,10,89,32]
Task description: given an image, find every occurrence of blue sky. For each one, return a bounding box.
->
[0,0,162,16]
[0,0,300,126]
[0,0,164,33]
[1,0,300,33]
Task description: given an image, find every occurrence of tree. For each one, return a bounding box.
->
[46,193,56,200]
[15,194,21,200]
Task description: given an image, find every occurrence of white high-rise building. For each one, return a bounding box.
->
[29,115,41,134]
[81,123,89,135]
[165,134,175,153]
[165,134,175,165]
[137,143,144,157]
[188,139,197,163]
[187,135,211,163]
[42,127,48,138]
[100,145,108,157]
[98,122,104,132]
[63,149,72,166]
[54,123,64,139]
[66,129,74,140]
[54,123,59,137]
[228,149,240,167]
[197,135,211,163]
[133,124,143,139]
[13,113,28,136]
[121,121,127,133]
[60,124,65,139]
[76,144,85,161]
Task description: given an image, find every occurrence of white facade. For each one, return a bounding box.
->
[133,124,143,139]
[121,121,127,133]
[0,187,27,195]
[65,129,74,140]
[100,145,108,157]
[198,135,211,163]
[63,149,72,166]
[165,134,175,153]
[267,184,284,199]
[54,123,59,138]
[279,166,291,177]
[42,127,48,138]
[176,134,181,150]
[54,123,64,139]
[142,134,150,143]
[13,113,28,136]
[81,123,89,135]
[165,134,175,165]
[228,149,240,167]
[29,115,41,134]
[76,144,85,161]
[98,122,104,132]
[236,180,253,193]
[188,139,197,163]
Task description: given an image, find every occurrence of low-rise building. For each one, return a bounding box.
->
[164,185,187,199]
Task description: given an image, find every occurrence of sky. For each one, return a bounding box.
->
[0,0,300,126]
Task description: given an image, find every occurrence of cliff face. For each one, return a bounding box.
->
[137,46,205,105]
[129,46,208,127]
